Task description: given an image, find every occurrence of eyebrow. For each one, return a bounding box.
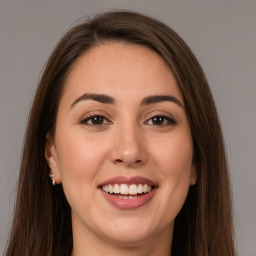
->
[70,93,183,109]
[141,95,183,107]
[70,93,115,109]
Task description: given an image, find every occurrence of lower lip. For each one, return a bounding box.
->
[100,189,157,210]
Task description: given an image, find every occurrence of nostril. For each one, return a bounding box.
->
[114,159,142,165]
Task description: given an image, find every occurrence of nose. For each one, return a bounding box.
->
[110,125,148,168]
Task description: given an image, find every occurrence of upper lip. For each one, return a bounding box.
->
[98,176,158,187]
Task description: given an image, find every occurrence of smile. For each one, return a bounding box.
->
[101,184,153,199]
[99,176,157,210]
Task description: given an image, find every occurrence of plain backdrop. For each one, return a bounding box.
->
[0,1,255,255]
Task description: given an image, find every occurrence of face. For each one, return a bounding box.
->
[46,43,196,248]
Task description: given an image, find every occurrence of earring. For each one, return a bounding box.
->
[49,173,55,185]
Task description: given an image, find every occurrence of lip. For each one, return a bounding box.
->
[100,188,157,210]
[98,176,158,210]
[98,176,158,186]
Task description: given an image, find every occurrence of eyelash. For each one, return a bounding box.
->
[144,115,176,126]
[80,113,176,126]
[80,114,111,125]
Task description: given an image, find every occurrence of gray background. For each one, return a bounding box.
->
[0,0,255,255]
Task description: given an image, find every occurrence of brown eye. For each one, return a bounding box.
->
[152,116,165,125]
[90,116,104,124]
[145,115,176,126]
[81,115,111,125]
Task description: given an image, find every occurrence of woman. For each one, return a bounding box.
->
[4,11,236,256]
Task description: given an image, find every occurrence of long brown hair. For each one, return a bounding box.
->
[4,11,236,256]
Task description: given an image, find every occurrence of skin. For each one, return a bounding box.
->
[45,43,196,256]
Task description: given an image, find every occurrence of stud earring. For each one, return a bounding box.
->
[49,173,55,185]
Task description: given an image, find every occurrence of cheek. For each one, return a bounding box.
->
[151,134,194,218]
[152,133,194,179]
[54,130,111,215]
[55,129,109,186]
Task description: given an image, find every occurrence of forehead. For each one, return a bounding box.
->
[61,42,183,106]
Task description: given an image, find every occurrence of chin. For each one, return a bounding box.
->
[96,216,166,247]
[104,230,153,247]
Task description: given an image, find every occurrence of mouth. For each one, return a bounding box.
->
[99,176,158,210]
[101,183,154,199]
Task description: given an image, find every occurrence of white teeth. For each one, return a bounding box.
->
[114,184,119,193]
[108,184,114,194]
[137,184,143,193]
[118,195,138,199]
[129,184,138,195]
[102,184,153,195]
[120,184,129,194]
[102,185,109,193]
[143,184,148,193]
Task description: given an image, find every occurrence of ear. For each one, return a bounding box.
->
[45,134,62,184]
[190,165,197,185]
